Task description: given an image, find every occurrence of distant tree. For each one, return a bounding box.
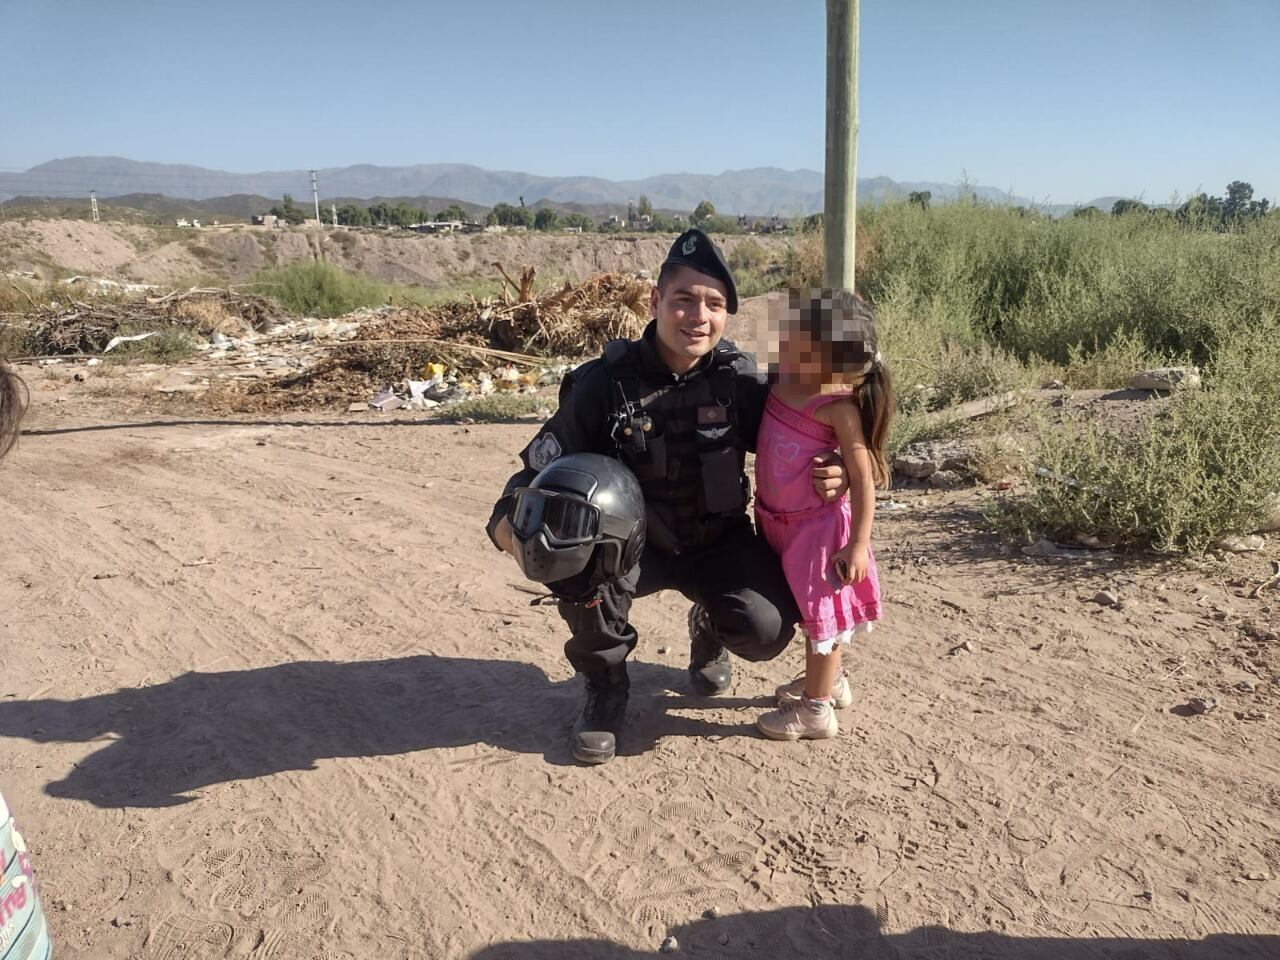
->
[801,212,823,232]
[907,190,931,210]
[1111,198,1150,217]
[534,207,560,231]
[269,193,306,225]
[436,204,468,222]
[1223,181,1253,223]
[637,194,653,218]
[691,200,716,225]
[488,202,533,227]
[336,204,371,226]
[699,215,742,235]
[648,214,677,233]
[597,219,623,233]
[1176,192,1224,229]
[1071,205,1102,219]
[563,212,594,232]
[627,201,636,222]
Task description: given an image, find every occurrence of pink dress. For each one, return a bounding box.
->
[754,389,881,652]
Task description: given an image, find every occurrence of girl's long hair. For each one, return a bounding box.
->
[0,361,29,460]
[853,358,893,489]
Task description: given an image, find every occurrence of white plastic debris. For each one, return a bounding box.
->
[103,331,158,353]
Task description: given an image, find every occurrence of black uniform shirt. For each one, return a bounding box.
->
[486,321,769,550]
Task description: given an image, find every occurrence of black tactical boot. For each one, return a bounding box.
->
[688,603,732,696]
[572,663,630,765]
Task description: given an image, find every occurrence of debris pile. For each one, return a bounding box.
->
[3,287,287,356]
[235,268,649,409]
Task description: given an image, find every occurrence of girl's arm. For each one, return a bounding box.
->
[817,399,875,582]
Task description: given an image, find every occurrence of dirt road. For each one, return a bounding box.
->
[1,392,1277,958]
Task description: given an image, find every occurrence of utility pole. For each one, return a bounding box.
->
[824,0,859,290]
[90,190,100,223]
[310,170,321,226]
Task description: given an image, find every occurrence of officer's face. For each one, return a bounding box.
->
[650,266,729,373]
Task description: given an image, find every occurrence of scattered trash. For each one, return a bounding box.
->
[877,500,909,514]
[1130,367,1201,391]
[103,331,158,352]
[1211,534,1265,554]
[369,388,404,412]
[1090,590,1120,608]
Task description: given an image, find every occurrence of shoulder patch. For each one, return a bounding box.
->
[528,432,563,470]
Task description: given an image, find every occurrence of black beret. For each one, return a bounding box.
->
[661,228,738,314]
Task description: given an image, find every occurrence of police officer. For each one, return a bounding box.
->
[487,228,847,764]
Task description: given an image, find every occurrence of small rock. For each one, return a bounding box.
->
[347,402,366,412]
[1073,532,1114,550]
[949,640,975,656]
[660,935,679,953]
[1211,534,1265,554]
[893,455,938,480]
[1189,696,1219,715]
[718,932,730,946]
[1243,871,1272,881]
[929,469,964,490]
[1042,379,1066,390]
[1130,366,1201,391]
[657,646,670,655]
[702,906,721,920]
[1235,680,1257,693]
[1090,590,1120,608]
[877,499,909,514]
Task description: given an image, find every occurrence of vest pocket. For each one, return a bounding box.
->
[700,447,747,514]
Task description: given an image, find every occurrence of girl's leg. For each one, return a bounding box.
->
[805,645,841,701]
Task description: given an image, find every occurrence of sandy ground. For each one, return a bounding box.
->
[2,378,1279,959]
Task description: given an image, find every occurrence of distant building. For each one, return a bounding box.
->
[251,214,281,228]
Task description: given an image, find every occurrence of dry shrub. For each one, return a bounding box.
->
[172,297,244,335]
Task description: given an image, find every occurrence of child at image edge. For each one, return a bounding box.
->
[754,289,893,741]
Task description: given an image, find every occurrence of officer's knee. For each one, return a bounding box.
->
[711,597,793,662]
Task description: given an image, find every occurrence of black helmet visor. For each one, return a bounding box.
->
[510,488,601,545]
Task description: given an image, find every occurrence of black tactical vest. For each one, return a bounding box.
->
[604,338,749,553]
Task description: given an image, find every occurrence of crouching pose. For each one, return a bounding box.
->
[487,229,848,764]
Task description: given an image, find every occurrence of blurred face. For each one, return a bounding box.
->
[650,266,729,374]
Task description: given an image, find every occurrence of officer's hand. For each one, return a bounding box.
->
[494,516,517,557]
[810,452,849,502]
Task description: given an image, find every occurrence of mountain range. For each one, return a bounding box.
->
[0,157,1122,217]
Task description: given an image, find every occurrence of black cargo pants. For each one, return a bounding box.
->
[560,519,799,674]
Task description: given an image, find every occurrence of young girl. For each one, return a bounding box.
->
[754,290,892,741]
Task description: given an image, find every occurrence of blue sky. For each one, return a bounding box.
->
[1,0,1276,204]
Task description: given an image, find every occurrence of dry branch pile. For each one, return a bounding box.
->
[261,270,651,406]
[2,288,287,357]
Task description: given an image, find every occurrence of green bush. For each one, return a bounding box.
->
[998,320,1280,554]
[252,262,392,317]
